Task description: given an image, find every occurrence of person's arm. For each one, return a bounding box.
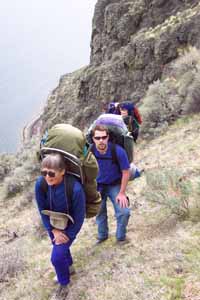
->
[116,169,130,208]
[115,145,130,208]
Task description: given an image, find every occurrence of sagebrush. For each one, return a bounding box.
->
[0,241,25,282]
[141,47,200,137]
[1,139,40,199]
[144,168,193,218]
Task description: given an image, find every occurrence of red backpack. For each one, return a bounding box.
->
[133,106,142,124]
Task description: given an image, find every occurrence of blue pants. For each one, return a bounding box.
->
[96,184,130,241]
[51,240,73,286]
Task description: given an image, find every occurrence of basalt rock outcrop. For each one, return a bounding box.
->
[40,0,200,133]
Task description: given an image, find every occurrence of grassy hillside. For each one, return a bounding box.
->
[0,113,200,300]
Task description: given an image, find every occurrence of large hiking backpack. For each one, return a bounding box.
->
[87,114,134,163]
[39,123,101,218]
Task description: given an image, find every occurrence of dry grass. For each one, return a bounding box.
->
[0,114,200,300]
[0,241,25,284]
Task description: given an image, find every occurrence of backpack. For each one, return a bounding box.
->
[87,114,134,162]
[133,106,142,125]
[39,123,101,218]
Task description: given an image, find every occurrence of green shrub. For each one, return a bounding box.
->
[140,47,200,137]
[144,169,192,218]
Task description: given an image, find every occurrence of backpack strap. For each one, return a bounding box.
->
[110,143,118,165]
[90,143,95,156]
[90,143,120,168]
[128,116,133,132]
[40,174,75,214]
[64,175,75,214]
[40,176,48,194]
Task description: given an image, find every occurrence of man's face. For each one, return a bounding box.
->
[92,130,109,153]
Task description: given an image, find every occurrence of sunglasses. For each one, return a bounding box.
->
[41,170,56,178]
[93,135,108,141]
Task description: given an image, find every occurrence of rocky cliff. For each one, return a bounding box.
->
[40,0,200,134]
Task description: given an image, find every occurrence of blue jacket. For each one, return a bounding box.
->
[35,176,85,241]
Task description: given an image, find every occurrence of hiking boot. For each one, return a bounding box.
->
[50,285,69,300]
[69,265,76,275]
[116,238,130,245]
[140,169,145,175]
[53,265,76,284]
[95,237,108,245]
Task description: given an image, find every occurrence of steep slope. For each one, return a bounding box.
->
[1,2,200,299]
[0,114,200,300]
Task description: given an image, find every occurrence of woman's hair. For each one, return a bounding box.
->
[41,153,66,171]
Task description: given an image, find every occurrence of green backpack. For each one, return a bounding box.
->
[39,123,101,218]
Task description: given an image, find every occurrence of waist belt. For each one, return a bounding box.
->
[99,178,121,186]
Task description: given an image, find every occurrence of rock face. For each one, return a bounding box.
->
[41,0,200,133]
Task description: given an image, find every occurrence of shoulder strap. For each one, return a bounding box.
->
[39,174,74,214]
[111,143,121,172]
[40,176,48,193]
[90,143,95,155]
[90,142,120,171]
[111,143,117,164]
[64,174,75,214]
[128,116,133,132]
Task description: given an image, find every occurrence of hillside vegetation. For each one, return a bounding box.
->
[1,1,200,299]
[0,113,200,300]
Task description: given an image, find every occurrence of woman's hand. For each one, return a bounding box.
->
[52,229,69,245]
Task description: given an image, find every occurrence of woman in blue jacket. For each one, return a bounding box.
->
[35,153,85,299]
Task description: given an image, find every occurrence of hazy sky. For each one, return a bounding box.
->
[0,0,97,152]
[0,1,96,69]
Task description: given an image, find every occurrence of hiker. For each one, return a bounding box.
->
[91,124,131,244]
[35,153,85,300]
[119,101,142,142]
[107,102,120,114]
